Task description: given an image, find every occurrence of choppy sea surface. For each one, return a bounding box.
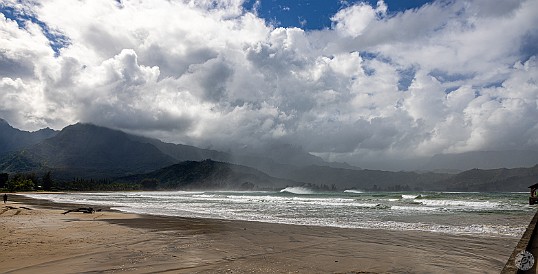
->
[24,187,535,237]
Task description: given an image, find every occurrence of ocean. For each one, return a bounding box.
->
[24,188,535,238]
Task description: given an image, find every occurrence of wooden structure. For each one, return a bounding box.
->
[530,183,538,205]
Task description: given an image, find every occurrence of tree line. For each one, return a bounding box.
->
[0,172,53,192]
[0,172,141,192]
[0,172,424,193]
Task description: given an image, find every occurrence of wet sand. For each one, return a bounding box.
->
[0,194,524,273]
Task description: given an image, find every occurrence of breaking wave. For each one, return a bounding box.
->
[402,194,422,199]
[280,187,316,195]
[344,189,364,194]
[417,199,499,209]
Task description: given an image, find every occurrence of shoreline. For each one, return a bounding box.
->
[1,193,526,273]
[16,191,530,238]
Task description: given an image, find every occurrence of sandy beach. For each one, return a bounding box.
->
[0,194,525,273]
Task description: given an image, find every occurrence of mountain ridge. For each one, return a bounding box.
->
[0,119,58,155]
[422,150,538,171]
[438,164,538,191]
[1,123,176,178]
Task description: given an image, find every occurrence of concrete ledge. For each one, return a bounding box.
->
[502,209,538,273]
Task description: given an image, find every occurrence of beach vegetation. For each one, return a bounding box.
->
[53,178,140,191]
[6,173,36,192]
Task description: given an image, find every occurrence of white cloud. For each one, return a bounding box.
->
[331,0,387,38]
[0,0,537,169]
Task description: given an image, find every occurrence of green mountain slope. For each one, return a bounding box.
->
[2,123,176,178]
[117,159,297,190]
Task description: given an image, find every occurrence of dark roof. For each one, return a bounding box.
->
[529,183,538,188]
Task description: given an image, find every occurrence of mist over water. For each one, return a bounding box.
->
[25,190,534,237]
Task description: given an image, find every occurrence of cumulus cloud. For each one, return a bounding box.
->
[331,0,387,37]
[0,0,537,169]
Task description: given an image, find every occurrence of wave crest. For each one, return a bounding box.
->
[344,189,364,194]
[280,187,315,195]
[402,194,422,199]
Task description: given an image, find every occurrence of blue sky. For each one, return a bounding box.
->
[243,0,434,29]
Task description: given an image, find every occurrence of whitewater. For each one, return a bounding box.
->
[24,188,534,237]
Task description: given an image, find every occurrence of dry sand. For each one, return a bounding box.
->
[0,194,523,273]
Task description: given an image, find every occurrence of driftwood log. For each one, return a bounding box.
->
[62,207,101,214]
